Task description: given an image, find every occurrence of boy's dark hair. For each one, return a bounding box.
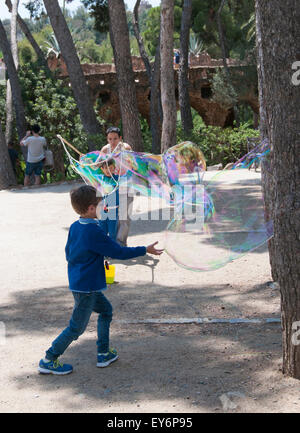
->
[31,124,41,134]
[106,126,121,137]
[70,185,102,215]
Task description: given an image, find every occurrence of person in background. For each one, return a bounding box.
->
[20,124,46,186]
[173,49,180,67]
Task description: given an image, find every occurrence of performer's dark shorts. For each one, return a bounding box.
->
[25,160,44,176]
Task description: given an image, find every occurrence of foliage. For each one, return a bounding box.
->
[44,33,61,57]
[0,80,7,127]
[67,5,104,44]
[0,60,105,183]
[81,0,109,34]
[191,0,255,59]
[142,3,182,56]
[19,64,86,148]
[189,32,204,55]
[177,112,259,167]
[76,33,114,64]
[139,116,152,153]
[211,68,238,109]
[211,62,258,115]
[135,111,259,169]
[17,24,54,66]
[75,38,104,63]
[241,12,256,43]
[18,41,36,64]
[22,2,109,64]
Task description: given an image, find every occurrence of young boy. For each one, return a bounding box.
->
[101,127,133,247]
[38,185,163,375]
[98,158,119,241]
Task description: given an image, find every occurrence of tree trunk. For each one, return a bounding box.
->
[0,123,16,189]
[0,19,26,142]
[5,0,50,72]
[5,0,19,145]
[5,82,14,144]
[132,0,162,154]
[43,0,103,150]
[253,111,259,129]
[216,0,240,126]
[255,2,278,282]
[151,38,163,154]
[256,0,300,378]
[179,0,193,136]
[108,0,143,152]
[10,0,19,69]
[132,0,152,79]
[160,0,177,153]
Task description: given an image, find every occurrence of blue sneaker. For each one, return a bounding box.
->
[97,348,118,367]
[38,358,73,375]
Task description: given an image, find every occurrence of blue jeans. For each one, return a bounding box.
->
[99,190,119,241]
[45,291,113,360]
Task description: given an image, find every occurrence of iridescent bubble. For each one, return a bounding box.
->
[163,141,206,186]
[164,141,273,271]
[64,138,273,272]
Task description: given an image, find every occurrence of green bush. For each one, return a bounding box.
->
[177,121,260,167]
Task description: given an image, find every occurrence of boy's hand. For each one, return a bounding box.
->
[146,241,164,256]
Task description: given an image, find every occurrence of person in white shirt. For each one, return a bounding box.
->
[20,124,47,186]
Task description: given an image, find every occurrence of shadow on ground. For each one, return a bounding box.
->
[0,281,283,412]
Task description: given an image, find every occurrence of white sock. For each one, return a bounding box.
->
[43,357,51,363]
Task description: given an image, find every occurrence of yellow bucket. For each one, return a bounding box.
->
[105,264,115,284]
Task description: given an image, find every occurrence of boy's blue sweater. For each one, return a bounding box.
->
[65,218,146,293]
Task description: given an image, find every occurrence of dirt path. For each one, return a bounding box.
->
[0,174,299,413]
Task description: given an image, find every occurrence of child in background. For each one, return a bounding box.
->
[98,158,119,241]
[101,127,133,247]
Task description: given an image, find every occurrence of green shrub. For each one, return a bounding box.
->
[177,121,260,167]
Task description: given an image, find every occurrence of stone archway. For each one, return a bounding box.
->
[48,53,257,129]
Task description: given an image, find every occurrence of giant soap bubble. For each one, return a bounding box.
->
[59,135,272,272]
[164,138,273,271]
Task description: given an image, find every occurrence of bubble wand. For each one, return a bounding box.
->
[57,135,84,157]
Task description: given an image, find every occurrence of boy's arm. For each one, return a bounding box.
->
[65,228,71,261]
[90,227,163,259]
[90,229,146,260]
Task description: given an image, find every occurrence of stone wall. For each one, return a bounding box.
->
[48,53,257,127]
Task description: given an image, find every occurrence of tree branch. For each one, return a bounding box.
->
[5,0,50,72]
[216,0,229,75]
[132,0,152,79]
